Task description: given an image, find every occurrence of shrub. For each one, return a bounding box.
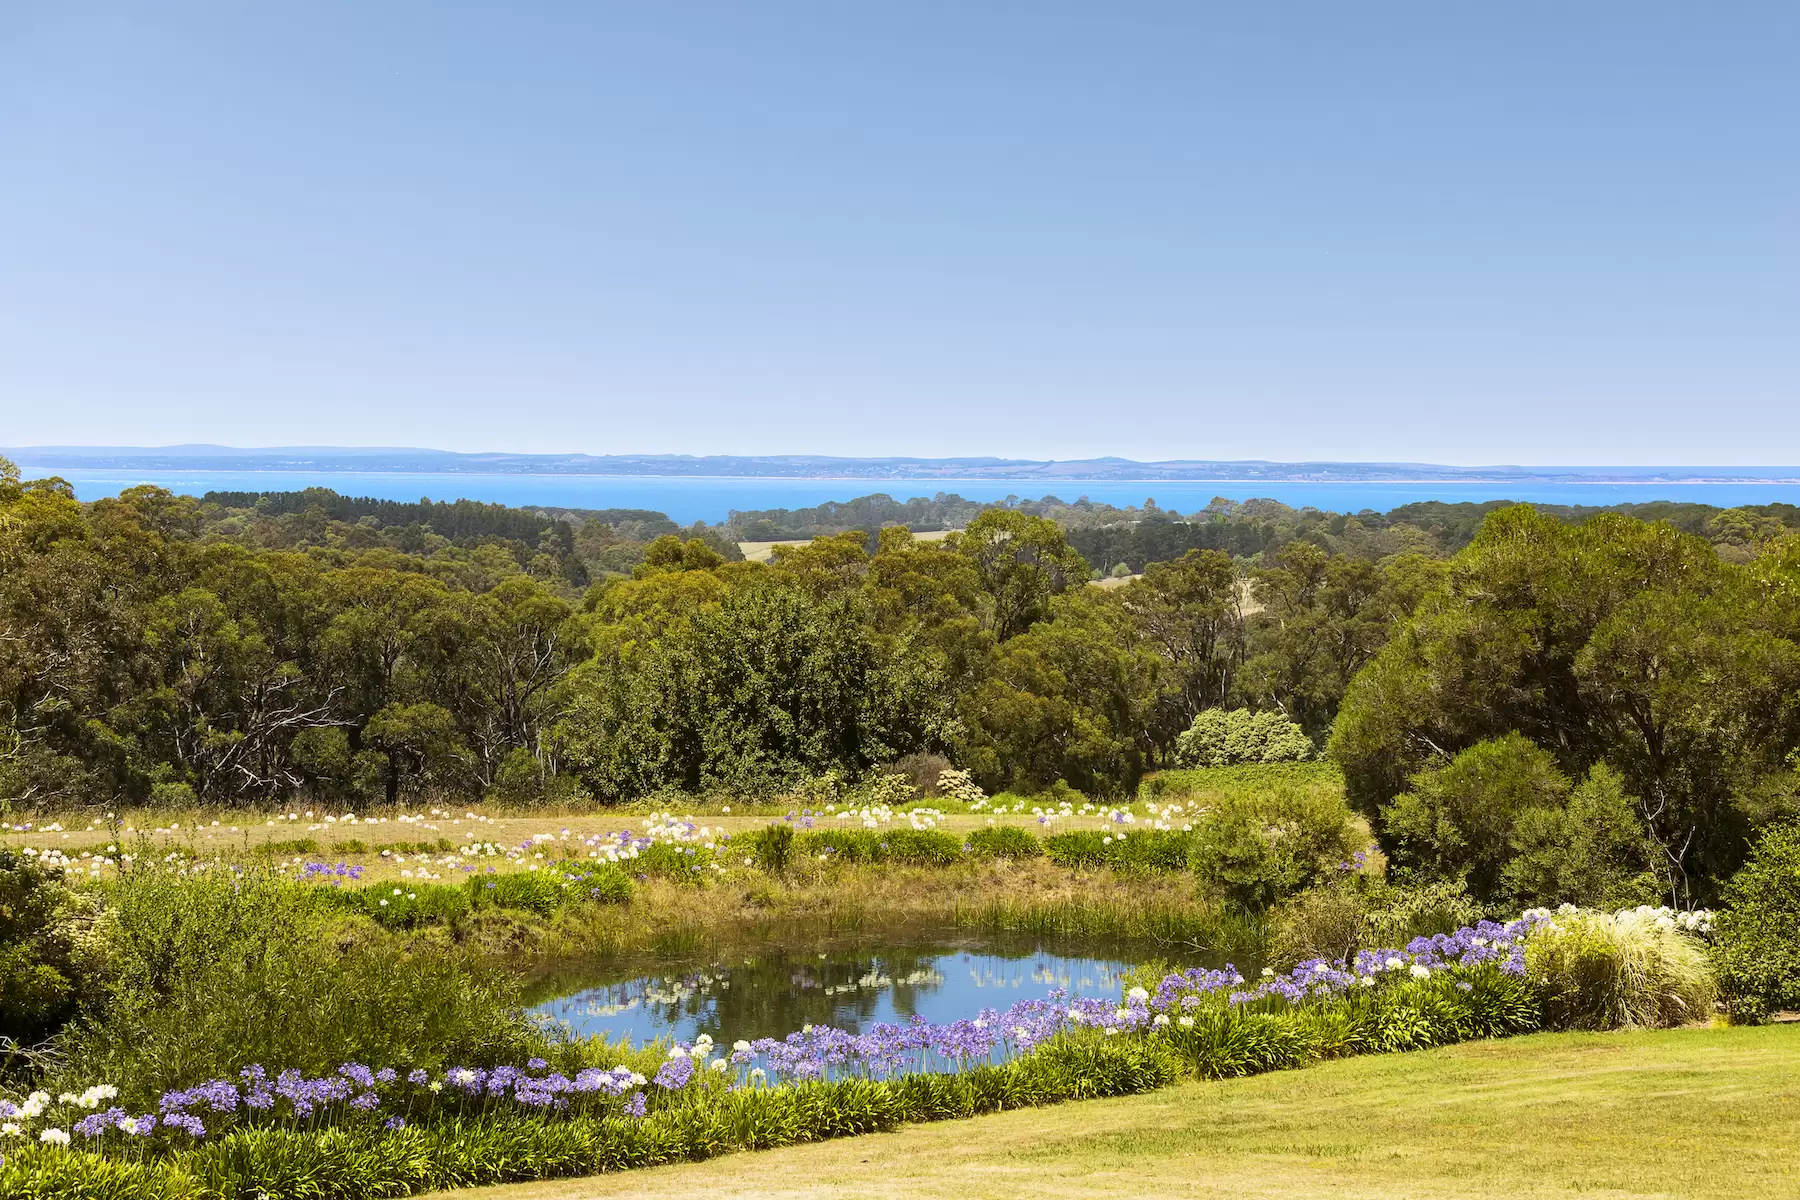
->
[1383,737,1657,909]
[1267,879,1481,969]
[1383,734,1567,901]
[1358,879,1481,949]
[564,864,634,905]
[1175,709,1313,768]
[631,841,715,881]
[0,848,90,1052]
[1525,907,1716,1030]
[1500,764,1660,908]
[799,829,884,864]
[1116,830,1194,871]
[255,838,323,856]
[1040,829,1192,872]
[886,753,952,796]
[964,826,1043,860]
[936,768,988,806]
[880,829,963,866]
[740,823,796,873]
[466,870,565,917]
[1042,830,1110,869]
[1188,783,1358,909]
[318,882,471,929]
[795,828,963,866]
[1267,881,1370,968]
[1712,821,1800,1022]
[59,865,537,1101]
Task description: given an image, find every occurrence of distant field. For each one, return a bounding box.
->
[1,763,1340,884]
[738,528,956,561]
[428,1025,1800,1200]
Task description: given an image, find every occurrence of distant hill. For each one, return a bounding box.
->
[6,445,1798,483]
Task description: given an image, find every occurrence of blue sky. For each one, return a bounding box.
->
[1,2,1795,463]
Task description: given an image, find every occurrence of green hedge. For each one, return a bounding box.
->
[311,865,631,930]
[964,825,1043,860]
[1713,821,1800,1022]
[797,828,964,866]
[1044,828,1193,871]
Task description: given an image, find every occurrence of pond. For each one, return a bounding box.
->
[527,930,1227,1048]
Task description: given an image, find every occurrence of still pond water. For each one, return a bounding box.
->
[528,931,1221,1047]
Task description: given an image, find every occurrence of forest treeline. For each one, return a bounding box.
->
[4,460,1799,902]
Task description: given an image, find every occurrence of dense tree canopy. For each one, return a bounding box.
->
[8,456,1800,912]
[1331,506,1800,903]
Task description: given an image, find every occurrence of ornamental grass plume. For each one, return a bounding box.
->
[1524,905,1716,1030]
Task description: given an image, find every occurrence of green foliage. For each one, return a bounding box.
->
[57,865,537,1100]
[255,837,323,856]
[1356,879,1483,950]
[740,822,796,873]
[957,588,1162,794]
[1712,821,1800,1022]
[1267,878,1481,969]
[963,825,1043,860]
[1525,909,1717,1031]
[795,827,964,866]
[1039,828,1195,872]
[0,848,90,1051]
[1187,783,1359,909]
[465,869,566,917]
[879,829,964,866]
[629,840,716,881]
[1383,734,1569,899]
[1332,505,1800,903]
[1137,762,1345,803]
[954,509,1090,642]
[1174,707,1314,767]
[1384,736,1659,908]
[1239,542,1446,738]
[1502,764,1661,908]
[561,586,952,800]
[316,881,472,929]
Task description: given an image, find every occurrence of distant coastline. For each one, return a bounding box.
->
[7,445,1799,485]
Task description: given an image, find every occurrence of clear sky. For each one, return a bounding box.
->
[1,2,1795,464]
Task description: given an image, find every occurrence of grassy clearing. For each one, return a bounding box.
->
[1,763,1350,886]
[426,1025,1800,1200]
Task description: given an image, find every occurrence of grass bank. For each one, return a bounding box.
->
[452,860,1262,970]
[426,1024,1800,1200]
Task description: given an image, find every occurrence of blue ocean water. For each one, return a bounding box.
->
[34,467,1800,526]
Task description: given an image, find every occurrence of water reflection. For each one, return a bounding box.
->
[529,933,1210,1046]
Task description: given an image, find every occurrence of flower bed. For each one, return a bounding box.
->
[0,908,1607,1198]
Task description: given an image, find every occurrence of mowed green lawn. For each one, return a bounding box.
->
[433,1025,1799,1200]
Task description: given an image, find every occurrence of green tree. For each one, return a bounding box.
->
[953,510,1089,642]
[1333,507,1800,901]
[1118,549,1244,747]
[958,589,1161,793]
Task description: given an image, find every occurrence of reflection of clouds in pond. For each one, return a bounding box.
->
[961,956,1123,992]
[545,961,948,1022]
[528,938,1194,1046]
